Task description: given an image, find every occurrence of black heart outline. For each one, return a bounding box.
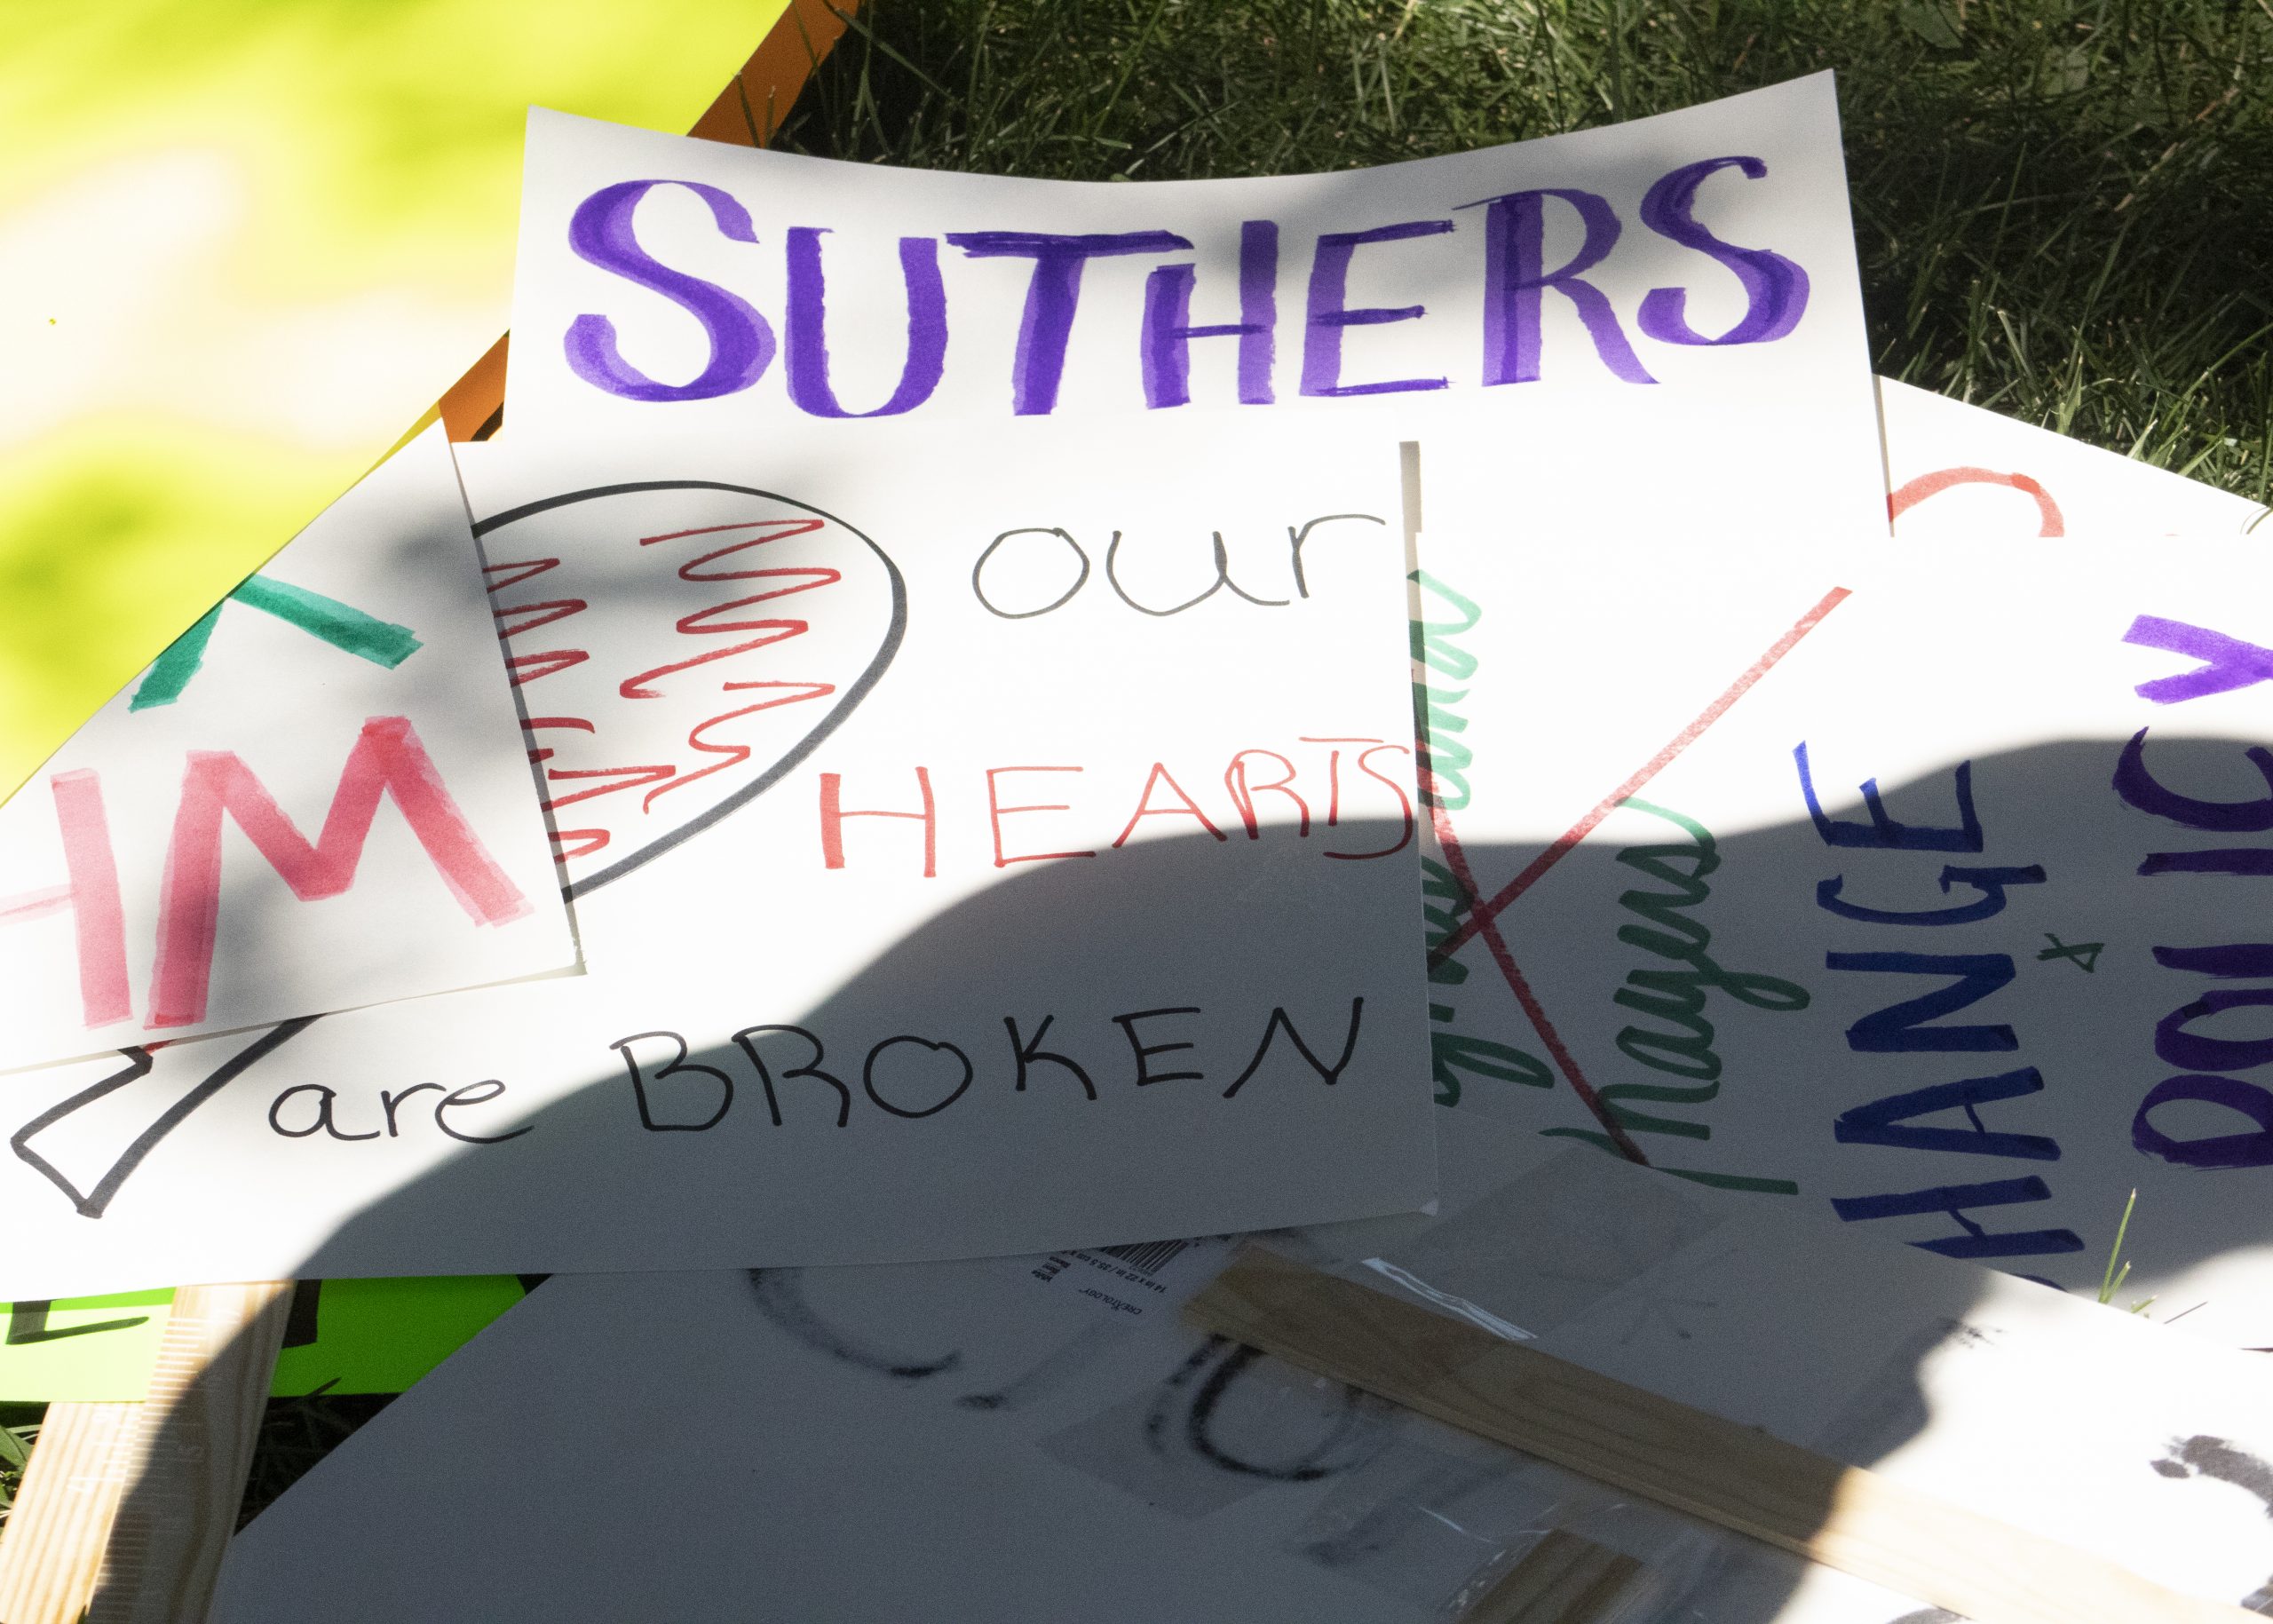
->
[473,480,908,899]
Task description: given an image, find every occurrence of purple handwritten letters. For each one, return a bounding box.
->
[561,156,1811,411]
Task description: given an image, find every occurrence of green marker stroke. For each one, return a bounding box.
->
[130,574,423,711]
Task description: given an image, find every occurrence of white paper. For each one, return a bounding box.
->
[0,413,1434,1295]
[0,427,574,1074]
[1415,519,2273,1348]
[1879,376,2269,540]
[209,1118,2273,1623]
[505,75,1886,550]
[1361,1137,2273,1612]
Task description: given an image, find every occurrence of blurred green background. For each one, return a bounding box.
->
[0,0,788,801]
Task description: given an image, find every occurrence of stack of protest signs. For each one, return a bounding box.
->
[4,66,2271,1624]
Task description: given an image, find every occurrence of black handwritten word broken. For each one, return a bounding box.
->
[608,999,1367,1133]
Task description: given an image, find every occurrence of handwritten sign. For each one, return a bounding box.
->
[1414,487,2273,1346]
[0,428,574,1074]
[1879,377,2269,540]
[207,1118,2273,1622]
[505,74,1885,550]
[0,413,1433,1298]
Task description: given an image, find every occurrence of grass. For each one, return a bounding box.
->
[7,0,2267,1548]
[2097,1186,2158,1316]
[0,1391,390,1539]
[234,1392,395,1530]
[774,0,2273,502]
[0,1406,36,1529]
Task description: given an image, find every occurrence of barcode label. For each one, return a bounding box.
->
[1095,1239,1191,1276]
[1015,1234,1230,1324]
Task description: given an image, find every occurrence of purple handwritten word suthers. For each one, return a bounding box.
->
[2124,615,2273,705]
[560,154,1810,414]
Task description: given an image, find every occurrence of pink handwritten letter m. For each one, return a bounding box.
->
[150,716,531,1027]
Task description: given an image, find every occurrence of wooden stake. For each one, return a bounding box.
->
[1185,1245,2256,1624]
[0,1401,140,1624]
[81,1280,294,1624]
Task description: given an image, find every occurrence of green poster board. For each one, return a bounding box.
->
[0,1276,530,1401]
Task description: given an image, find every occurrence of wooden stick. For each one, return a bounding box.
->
[0,1401,140,1624]
[1185,1245,2256,1624]
[80,1281,294,1624]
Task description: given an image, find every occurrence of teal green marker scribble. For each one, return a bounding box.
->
[129,574,423,711]
[131,602,227,711]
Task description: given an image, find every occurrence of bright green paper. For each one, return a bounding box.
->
[0,1276,529,1401]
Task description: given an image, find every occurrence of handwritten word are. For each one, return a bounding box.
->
[1795,743,2076,1271]
[610,998,1368,1130]
[563,156,1810,414]
[266,1079,531,1145]
[0,717,527,1035]
[818,741,1414,878]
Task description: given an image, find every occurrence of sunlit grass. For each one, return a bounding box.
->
[2097,1186,2158,1316]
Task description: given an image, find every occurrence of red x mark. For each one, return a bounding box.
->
[1427,586,1851,1163]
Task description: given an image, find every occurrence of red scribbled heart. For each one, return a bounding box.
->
[473,481,905,897]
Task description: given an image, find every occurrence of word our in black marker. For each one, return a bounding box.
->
[970,513,1382,620]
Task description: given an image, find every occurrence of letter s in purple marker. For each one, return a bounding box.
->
[1636,157,1809,346]
[564,179,776,402]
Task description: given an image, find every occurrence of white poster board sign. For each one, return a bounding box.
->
[0,427,574,1073]
[1414,508,2273,1347]
[210,1118,2273,1624]
[0,414,1433,1296]
[505,74,1887,550]
[1879,376,2269,540]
